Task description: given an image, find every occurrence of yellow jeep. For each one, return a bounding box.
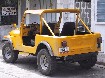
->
[2,9,102,75]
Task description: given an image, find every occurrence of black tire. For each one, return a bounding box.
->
[78,55,97,69]
[2,42,18,63]
[37,49,56,76]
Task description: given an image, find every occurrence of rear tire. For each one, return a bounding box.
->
[2,42,18,63]
[37,49,56,75]
[78,55,97,69]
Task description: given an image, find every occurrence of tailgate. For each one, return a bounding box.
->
[57,34,101,56]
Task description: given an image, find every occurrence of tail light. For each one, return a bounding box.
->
[97,37,102,48]
[61,41,67,47]
[97,37,102,43]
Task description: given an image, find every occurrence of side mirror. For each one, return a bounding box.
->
[13,23,17,28]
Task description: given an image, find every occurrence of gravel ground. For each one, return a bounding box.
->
[0,50,105,78]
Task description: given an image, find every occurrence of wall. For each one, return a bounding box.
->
[21,0,26,19]
[0,25,15,40]
[0,13,1,24]
[0,0,57,40]
[75,0,91,26]
[56,0,75,31]
[91,0,105,53]
[25,0,75,32]
[29,0,57,24]
[0,0,20,40]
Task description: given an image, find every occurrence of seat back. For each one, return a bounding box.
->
[61,22,75,36]
[42,23,55,36]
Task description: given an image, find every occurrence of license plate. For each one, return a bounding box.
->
[59,47,69,53]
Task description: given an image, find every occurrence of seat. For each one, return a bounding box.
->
[61,22,75,36]
[42,23,55,36]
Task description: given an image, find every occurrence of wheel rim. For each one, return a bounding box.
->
[4,47,11,59]
[40,55,49,70]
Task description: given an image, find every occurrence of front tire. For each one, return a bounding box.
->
[37,49,56,75]
[2,42,18,63]
[78,55,97,69]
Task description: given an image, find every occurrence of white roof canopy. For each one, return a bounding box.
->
[24,9,80,15]
[25,10,44,15]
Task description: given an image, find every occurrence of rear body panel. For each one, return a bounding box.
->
[56,33,101,57]
[35,33,101,57]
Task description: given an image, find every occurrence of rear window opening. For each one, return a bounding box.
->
[41,12,91,36]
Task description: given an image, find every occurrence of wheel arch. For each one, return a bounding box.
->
[2,38,12,46]
[36,41,54,56]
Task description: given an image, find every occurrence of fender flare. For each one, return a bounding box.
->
[2,38,12,45]
[38,41,54,56]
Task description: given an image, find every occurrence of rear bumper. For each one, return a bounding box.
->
[65,52,98,62]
